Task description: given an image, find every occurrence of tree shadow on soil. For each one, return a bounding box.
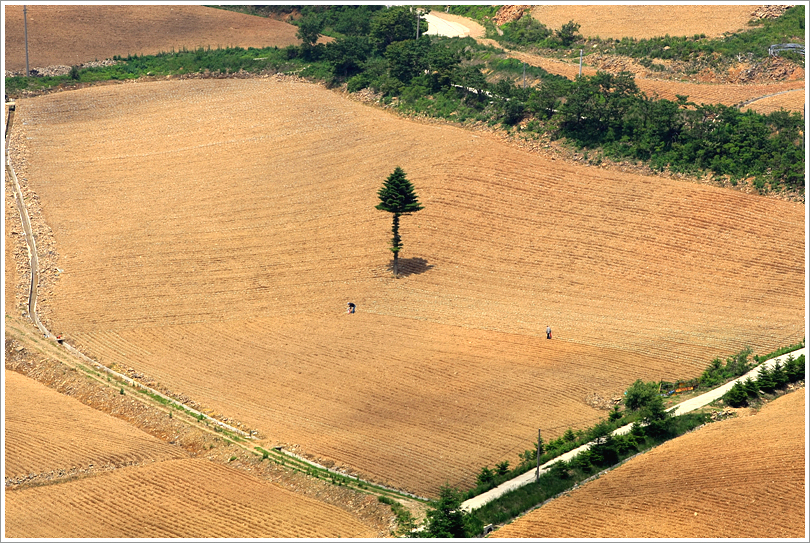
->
[390,257,433,277]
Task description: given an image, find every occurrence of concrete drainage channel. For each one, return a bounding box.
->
[5,100,428,505]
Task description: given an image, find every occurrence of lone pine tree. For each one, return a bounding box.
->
[375,166,423,276]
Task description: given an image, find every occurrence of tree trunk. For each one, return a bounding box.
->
[392,213,401,276]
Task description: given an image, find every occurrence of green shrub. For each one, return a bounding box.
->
[757,365,776,393]
[624,380,660,411]
[722,381,749,407]
[476,466,496,486]
[785,354,805,382]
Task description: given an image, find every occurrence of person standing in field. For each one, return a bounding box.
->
[347,302,356,314]
[546,325,552,339]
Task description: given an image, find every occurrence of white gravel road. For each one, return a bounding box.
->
[423,13,471,38]
[461,347,806,512]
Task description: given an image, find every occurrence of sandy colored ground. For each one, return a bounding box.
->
[529,4,760,40]
[4,369,188,482]
[3,330,399,536]
[744,88,807,116]
[3,5,304,72]
[4,456,376,538]
[8,77,804,497]
[492,389,806,538]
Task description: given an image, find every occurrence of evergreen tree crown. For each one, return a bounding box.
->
[375,166,424,214]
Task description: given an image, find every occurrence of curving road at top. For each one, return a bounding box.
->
[426,11,805,115]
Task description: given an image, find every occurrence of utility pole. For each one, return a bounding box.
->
[416,9,420,39]
[24,5,30,77]
[535,428,541,481]
[578,49,583,78]
[522,62,526,89]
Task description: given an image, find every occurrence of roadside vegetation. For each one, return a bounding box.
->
[5,5,804,194]
[417,342,804,537]
[722,353,805,407]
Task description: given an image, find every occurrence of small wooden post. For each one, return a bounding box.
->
[24,5,30,77]
[535,428,541,481]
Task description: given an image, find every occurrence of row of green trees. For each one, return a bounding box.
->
[722,353,805,407]
[431,343,804,536]
[286,6,803,193]
[418,374,711,537]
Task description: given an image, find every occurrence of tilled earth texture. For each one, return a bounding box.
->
[8,77,804,497]
[529,4,761,40]
[3,5,304,72]
[4,368,188,485]
[492,389,806,538]
[6,455,376,539]
[4,330,395,537]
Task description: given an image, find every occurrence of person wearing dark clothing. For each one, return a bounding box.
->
[347,302,356,314]
[546,325,552,339]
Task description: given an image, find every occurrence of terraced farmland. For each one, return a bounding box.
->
[492,390,806,538]
[4,457,376,538]
[4,369,188,482]
[9,76,804,497]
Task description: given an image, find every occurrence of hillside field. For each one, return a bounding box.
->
[7,75,804,498]
[492,389,806,538]
[529,4,762,40]
[5,456,376,539]
[3,367,378,538]
[3,4,305,72]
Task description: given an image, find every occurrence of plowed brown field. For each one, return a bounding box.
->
[492,390,806,538]
[529,4,757,40]
[10,77,804,497]
[4,369,187,482]
[3,5,304,72]
[744,88,807,116]
[4,457,376,538]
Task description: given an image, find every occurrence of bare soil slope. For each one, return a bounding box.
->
[744,88,807,115]
[529,4,758,40]
[492,390,806,538]
[4,369,188,483]
[5,457,376,538]
[3,5,302,72]
[9,78,804,497]
[4,327,398,536]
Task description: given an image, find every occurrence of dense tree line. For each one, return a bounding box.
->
[284,5,803,193]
